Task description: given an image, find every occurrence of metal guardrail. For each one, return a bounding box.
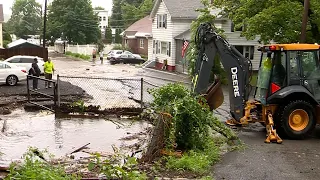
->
[27,75,59,112]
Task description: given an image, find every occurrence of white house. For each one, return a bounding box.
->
[94,10,109,34]
[148,0,262,73]
[0,4,4,48]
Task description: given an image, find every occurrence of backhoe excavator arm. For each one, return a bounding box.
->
[192,22,252,122]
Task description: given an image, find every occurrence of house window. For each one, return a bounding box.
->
[99,16,102,21]
[234,45,254,60]
[140,39,144,48]
[103,16,106,21]
[157,14,167,28]
[153,40,171,56]
[99,26,101,29]
[103,26,106,29]
[125,39,128,46]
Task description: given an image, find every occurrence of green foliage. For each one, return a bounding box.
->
[115,29,122,44]
[65,51,90,61]
[165,140,220,175]
[111,0,153,28]
[105,26,113,44]
[5,147,79,180]
[47,0,101,45]
[112,44,132,51]
[186,0,226,83]
[94,6,105,10]
[88,152,147,179]
[121,0,153,28]
[2,23,12,43]
[7,0,42,38]
[110,0,123,27]
[213,0,320,43]
[148,83,237,151]
[96,40,105,53]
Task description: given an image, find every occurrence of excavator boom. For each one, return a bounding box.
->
[192,22,252,122]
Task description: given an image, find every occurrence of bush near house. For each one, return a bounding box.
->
[65,51,91,61]
[112,44,132,52]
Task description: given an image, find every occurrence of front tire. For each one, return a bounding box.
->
[6,75,18,86]
[277,100,315,139]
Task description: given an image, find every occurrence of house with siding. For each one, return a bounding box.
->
[0,4,4,48]
[122,16,152,56]
[148,0,262,73]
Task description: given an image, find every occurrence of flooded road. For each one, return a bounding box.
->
[0,109,150,166]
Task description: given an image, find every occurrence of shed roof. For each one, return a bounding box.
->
[7,39,41,49]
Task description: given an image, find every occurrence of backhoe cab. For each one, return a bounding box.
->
[193,22,320,143]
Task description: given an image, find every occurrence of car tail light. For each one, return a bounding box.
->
[21,69,27,73]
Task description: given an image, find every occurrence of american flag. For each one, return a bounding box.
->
[181,40,189,58]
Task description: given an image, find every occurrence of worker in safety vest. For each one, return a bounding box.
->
[44,58,55,88]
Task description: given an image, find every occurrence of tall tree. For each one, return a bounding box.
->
[110,0,123,27]
[105,26,113,44]
[121,0,153,28]
[2,23,13,48]
[115,29,122,43]
[47,0,101,44]
[213,0,320,44]
[7,0,42,38]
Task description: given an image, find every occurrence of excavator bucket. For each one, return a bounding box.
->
[202,78,224,110]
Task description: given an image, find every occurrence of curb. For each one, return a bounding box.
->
[142,74,192,85]
[142,67,190,79]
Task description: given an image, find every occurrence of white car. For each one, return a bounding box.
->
[4,55,45,75]
[107,50,141,60]
[0,61,28,86]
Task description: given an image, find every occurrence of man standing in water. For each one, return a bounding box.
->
[44,58,55,89]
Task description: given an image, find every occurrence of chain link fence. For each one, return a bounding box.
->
[57,75,158,110]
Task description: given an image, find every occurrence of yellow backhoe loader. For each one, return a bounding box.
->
[193,22,320,143]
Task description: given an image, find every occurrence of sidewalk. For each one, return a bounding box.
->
[140,67,192,85]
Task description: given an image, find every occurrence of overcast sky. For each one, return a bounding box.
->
[2,0,113,15]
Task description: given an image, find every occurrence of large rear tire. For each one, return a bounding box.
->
[276,100,315,139]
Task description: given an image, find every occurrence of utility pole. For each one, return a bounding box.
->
[43,0,48,48]
[300,0,310,43]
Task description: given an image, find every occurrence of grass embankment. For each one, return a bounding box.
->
[65,51,91,61]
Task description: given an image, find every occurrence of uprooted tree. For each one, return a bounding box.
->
[140,83,238,163]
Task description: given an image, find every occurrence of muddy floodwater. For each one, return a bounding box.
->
[0,109,150,166]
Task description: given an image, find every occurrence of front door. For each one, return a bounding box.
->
[299,50,320,101]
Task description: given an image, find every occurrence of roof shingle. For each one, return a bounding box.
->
[124,16,152,34]
[163,0,204,19]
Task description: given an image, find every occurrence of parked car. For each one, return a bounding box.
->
[110,54,145,65]
[107,50,141,60]
[0,61,28,86]
[4,55,45,75]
